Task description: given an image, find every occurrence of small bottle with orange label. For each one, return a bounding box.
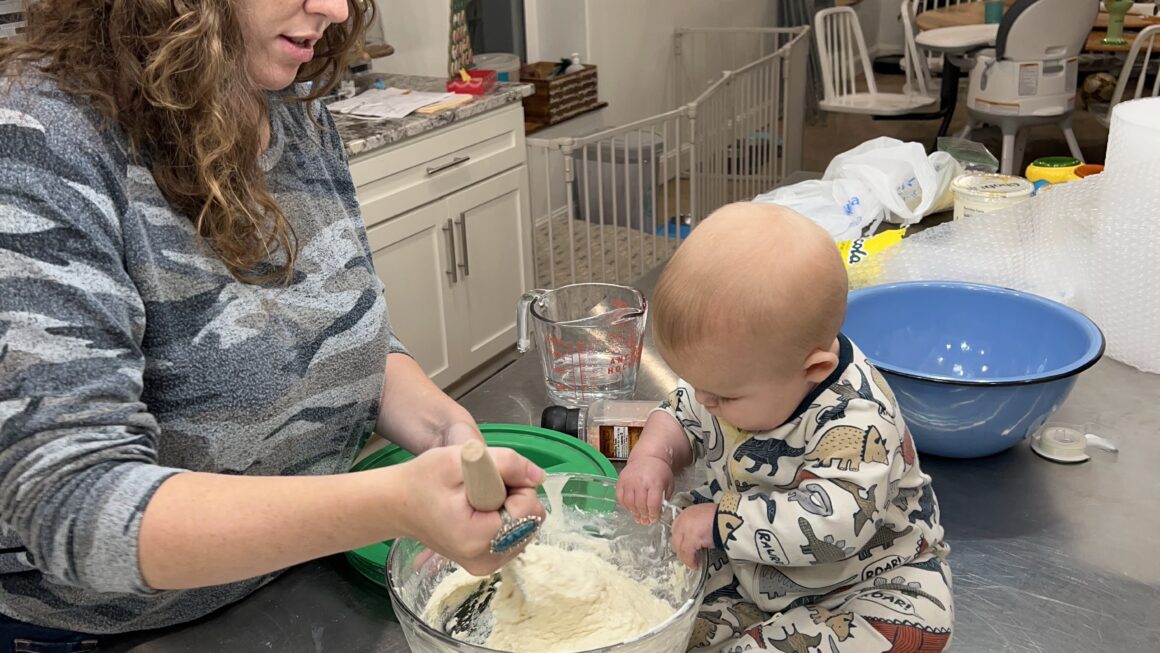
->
[541,400,656,461]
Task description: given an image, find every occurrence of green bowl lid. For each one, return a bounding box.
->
[1031,156,1081,168]
[344,423,617,587]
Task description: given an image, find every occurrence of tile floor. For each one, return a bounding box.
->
[801,70,1110,173]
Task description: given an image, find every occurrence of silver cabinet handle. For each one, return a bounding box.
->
[442,218,458,284]
[455,213,470,277]
[426,156,471,176]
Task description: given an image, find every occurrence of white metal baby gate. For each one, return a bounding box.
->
[527,26,810,289]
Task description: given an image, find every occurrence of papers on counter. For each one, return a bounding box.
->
[327,88,473,120]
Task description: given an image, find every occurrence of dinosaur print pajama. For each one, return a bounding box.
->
[659,335,953,652]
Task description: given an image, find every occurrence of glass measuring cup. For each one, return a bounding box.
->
[516,283,647,407]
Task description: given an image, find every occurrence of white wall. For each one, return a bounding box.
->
[522,1,781,230]
[524,0,587,64]
[368,1,780,225]
[854,0,906,58]
[371,0,779,115]
[371,0,451,77]
[526,0,778,126]
[875,0,905,57]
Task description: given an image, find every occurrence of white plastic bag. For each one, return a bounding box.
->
[754,137,961,240]
[750,179,881,242]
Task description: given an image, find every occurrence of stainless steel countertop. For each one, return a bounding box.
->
[107,264,1160,652]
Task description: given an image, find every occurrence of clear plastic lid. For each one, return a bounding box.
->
[951,173,1035,199]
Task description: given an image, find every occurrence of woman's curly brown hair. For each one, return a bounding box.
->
[0,0,376,283]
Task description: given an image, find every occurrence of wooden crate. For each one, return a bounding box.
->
[520,62,601,127]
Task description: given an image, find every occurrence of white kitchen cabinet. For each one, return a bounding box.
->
[448,167,532,371]
[353,104,533,388]
[364,201,458,388]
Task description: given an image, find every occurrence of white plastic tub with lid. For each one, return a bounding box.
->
[951,173,1034,219]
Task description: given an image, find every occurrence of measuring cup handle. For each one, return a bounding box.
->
[515,290,546,353]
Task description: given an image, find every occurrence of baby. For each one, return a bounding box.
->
[617,203,953,653]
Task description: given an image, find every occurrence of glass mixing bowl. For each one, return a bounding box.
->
[386,473,707,653]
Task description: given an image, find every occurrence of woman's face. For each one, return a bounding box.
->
[238,0,350,91]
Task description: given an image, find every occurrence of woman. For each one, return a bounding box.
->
[0,0,545,648]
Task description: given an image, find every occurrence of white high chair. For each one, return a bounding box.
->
[964,0,1097,174]
[814,6,937,116]
[910,0,983,75]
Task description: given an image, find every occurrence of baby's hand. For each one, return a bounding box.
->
[672,503,716,569]
[616,455,674,525]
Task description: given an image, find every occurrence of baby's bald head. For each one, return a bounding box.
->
[652,202,848,371]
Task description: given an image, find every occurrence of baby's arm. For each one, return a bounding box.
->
[616,409,695,525]
[629,410,696,470]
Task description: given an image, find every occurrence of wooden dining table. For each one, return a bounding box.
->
[914,0,1160,52]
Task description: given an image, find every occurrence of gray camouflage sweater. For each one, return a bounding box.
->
[0,76,401,633]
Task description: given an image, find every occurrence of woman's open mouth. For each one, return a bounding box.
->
[279,35,318,63]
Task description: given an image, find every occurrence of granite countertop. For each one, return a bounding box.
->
[333,74,533,158]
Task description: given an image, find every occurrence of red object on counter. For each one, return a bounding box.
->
[1074,164,1104,178]
[447,69,497,95]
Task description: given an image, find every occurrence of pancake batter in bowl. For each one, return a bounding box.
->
[423,476,677,652]
[426,544,672,653]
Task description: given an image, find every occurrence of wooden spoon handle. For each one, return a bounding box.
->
[460,441,507,512]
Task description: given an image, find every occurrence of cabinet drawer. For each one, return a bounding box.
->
[352,105,525,228]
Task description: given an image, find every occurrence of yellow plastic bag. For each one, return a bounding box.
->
[837,228,906,288]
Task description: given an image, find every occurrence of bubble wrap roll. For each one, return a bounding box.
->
[1088,167,1160,373]
[875,181,1094,307]
[878,172,1160,373]
[1097,98,1160,371]
[1105,97,1160,173]
[857,99,1160,373]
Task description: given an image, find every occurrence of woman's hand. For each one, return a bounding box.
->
[392,445,546,576]
[441,421,485,447]
[138,443,543,590]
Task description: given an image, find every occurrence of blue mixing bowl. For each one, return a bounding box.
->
[843,281,1104,458]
